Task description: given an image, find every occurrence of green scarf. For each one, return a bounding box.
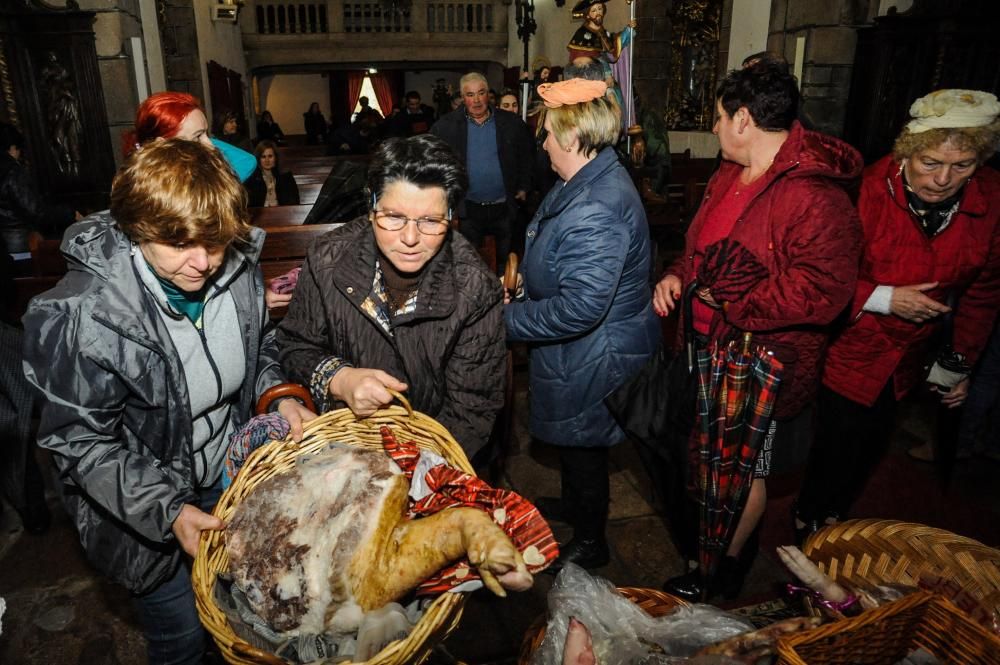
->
[150,265,208,324]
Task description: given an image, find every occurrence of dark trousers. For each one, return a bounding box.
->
[559,446,610,543]
[795,383,897,521]
[959,320,1000,455]
[460,200,513,275]
[133,482,222,665]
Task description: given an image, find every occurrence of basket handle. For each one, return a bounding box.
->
[386,388,414,416]
[255,383,316,416]
[232,641,287,665]
[503,252,519,292]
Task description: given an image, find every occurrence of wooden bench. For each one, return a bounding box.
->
[250,205,313,227]
[259,223,341,282]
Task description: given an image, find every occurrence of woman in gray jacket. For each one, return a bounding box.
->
[22,140,313,665]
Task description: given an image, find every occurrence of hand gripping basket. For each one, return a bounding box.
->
[775,590,1000,664]
[191,392,474,665]
[516,587,688,664]
[801,518,1000,621]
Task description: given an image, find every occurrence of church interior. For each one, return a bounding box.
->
[2,0,1000,663]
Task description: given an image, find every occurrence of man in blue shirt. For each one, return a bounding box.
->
[431,72,534,274]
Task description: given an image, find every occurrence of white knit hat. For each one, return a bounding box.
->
[906,89,1000,134]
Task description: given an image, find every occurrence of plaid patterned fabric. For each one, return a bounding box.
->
[696,335,784,578]
[223,412,291,489]
[361,260,418,335]
[380,426,558,595]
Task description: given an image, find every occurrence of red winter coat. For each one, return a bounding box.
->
[667,122,863,419]
[822,156,1000,406]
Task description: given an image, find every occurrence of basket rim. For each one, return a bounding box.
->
[192,401,475,665]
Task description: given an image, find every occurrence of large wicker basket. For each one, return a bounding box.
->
[516,587,688,664]
[802,518,1000,620]
[191,394,475,665]
[775,590,1000,664]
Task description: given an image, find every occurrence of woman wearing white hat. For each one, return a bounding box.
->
[793,89,1000,543]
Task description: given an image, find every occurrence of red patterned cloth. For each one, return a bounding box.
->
[380,426,558,595]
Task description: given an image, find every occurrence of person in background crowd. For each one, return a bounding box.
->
[488,89,498,107]
[0,233,51,536]
[793,89,1000,540]
[275,134,505,463]
[388,91,436,137]
[22,140,314,665]
[328,115,378,156]
[505,78,659,571]
[499,88,520,115]
[431,72,534,275]
[245,139,300,207]
[0,122,79,253]
[303,102,328,145]
[213,110,253,152]
[256,110,285,144]
[654,61,863,601]
[450,91,463,112]
[355,95,383,124]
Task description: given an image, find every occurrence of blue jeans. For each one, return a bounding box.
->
[133,482,222,665]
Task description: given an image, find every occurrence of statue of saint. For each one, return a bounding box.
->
[40,52,82,176]
[567,0,633,66]
[566,0,636,129]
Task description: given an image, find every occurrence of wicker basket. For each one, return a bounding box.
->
[191,393,475,665]
[516,587,688,664]
[775,590,1000,664]
[802,519,1000,619]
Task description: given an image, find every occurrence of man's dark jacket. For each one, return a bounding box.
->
[0,152,74,253]
[275,217,506,458]
[431,108,535,209]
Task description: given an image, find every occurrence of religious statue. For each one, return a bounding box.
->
[39,51,82,176]
[566,0,639,149]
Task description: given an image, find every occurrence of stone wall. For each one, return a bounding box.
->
[78,0,145,166]
[156,0,203,99]
[767,0,878,136]
[632,0,672,127]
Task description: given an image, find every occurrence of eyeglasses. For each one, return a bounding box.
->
[373,209,451,235]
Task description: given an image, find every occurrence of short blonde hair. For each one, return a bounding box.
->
[546,94,621,157]
[892,119,1000,163]
[111,139,251,249]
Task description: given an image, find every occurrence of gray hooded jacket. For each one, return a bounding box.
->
[22,214,283,594]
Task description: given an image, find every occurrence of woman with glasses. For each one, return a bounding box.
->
[275,134,506,461]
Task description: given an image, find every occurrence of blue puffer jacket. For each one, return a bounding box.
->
[505,147,660,447]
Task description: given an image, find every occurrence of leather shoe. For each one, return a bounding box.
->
[546,538,610,573]
[662,555,747,602]
[533,496,571,523]
[662,568,704,602]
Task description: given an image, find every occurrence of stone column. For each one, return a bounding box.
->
[767,0,878,136]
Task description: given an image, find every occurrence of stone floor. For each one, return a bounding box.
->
[1,377,998,664]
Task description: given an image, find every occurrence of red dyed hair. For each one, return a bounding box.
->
[122,92,203,157]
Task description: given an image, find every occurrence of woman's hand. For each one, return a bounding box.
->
[653,274,683,316]
[935,377,970,409]
[265,287,293,310]
[276,398,317,442]
[697,286,720,309]
[890,282,951,323]
[172,504,224,557]
[329,367,408,418]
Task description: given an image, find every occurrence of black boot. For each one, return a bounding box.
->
[662,556,748,602]
[533,496,571,523]
[546,537,610,573]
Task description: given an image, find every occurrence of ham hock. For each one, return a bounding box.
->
[226,445,533,636]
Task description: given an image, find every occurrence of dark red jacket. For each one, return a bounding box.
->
[822,156,1000,406]
[667,122,863,419]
